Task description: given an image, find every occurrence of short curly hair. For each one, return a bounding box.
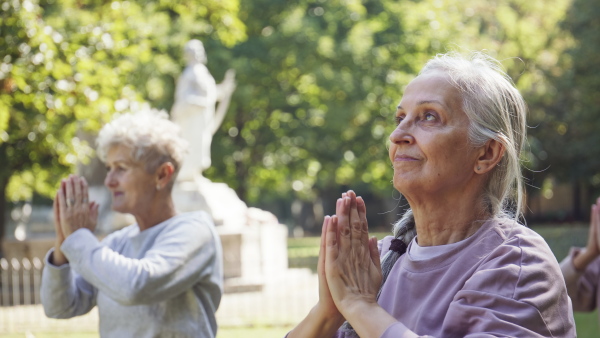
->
[96,109,189,188]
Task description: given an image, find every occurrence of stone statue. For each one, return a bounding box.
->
[168,41,287,290]
[171,39,236,181]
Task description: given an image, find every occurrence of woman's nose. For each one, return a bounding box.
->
[389,121,415,145]
[104,172,115,187]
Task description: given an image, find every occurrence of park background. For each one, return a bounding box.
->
[0,0,599,337]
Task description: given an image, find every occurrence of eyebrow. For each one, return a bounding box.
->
[108,159,132,166]
[396,100,450,111]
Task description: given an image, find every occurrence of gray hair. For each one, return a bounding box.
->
[96,108,189,189]
[422,51,526,219]
[341,52,527,336]
[393,50,527,246]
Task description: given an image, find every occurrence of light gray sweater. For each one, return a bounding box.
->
[41,211,223,338]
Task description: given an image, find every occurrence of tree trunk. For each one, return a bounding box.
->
[235,160,247,202]
[0,176,8,258]
[572,180,581,221]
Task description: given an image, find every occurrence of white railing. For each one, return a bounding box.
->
[0,257,317,334]
[1,257,43,306]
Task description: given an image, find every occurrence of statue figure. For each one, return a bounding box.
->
[171,39,236,181]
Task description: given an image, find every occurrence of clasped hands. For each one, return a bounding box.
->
[575,197,600,270]
[51,175,99,265]
[316,190,382,327]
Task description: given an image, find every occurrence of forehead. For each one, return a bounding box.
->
[399,70,462,109]
[106,144,134,163]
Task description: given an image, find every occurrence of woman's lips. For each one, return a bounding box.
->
[394,154,419,161]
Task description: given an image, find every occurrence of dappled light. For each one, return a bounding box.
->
[1,0,600,336]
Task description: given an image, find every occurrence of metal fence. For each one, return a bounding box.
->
[0,257,318,335]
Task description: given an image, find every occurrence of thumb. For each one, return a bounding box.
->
[53,193,60,225]
[325,216,340,272]
[369,237,381,272]
[91,202,99,218]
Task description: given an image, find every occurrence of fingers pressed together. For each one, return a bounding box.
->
[54,175,99,239]
[322,190,382,313]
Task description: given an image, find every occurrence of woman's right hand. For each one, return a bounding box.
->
[58,175,99,237]
[573,197,600,270]
[51,176,99,266]
[585,198,600,256]
[316,215,343,320]
[51,183,68,265]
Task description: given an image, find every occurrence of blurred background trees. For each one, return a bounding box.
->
[1,0,598,244]
[0,0,245,249]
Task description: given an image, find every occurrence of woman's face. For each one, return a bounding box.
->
[389,70,480,197]
[104,144,157,216]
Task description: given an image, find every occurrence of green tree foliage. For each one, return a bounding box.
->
[1,0,588,239]
[204,0,571,229]
[524,0,600,219]
[0,0,245,251]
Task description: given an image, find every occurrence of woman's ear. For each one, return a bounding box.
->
[474,139,505,174]
[155,162,175,190]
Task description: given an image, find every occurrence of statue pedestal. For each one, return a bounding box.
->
[172,177,288,292]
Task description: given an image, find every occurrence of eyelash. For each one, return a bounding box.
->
[424,112,436,121]
[394,111,437,125]
[394,115,403,125]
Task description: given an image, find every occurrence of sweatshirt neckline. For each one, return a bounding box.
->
[130,212,192,238]
[404,218,499,272]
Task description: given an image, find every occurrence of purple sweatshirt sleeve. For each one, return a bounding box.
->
[560,247,599,312]
[381,322,423,338]
[376,234,574,337]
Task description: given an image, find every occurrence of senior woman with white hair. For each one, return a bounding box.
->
[289,52,575,337]
[40,110,223,337]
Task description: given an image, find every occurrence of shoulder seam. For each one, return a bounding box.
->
[512,236,524,300]
[455,289,554,337]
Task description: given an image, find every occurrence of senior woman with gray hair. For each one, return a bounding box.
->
[289,52,575,337]
[40,110,223,337]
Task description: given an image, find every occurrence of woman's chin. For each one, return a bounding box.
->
[393,177,418,193]
[111,205,127,214]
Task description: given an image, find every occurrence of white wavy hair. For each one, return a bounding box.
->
[96,108,189,188]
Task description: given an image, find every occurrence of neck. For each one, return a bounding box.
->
[134,193,177,232]
[405,188,490,247]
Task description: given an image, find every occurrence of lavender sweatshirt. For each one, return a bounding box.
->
[560,248,600,316]
[336,218,575,337]
[41,211,223,338]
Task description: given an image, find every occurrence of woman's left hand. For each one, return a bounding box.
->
[57,175,99,238]
[325,190,382,313]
